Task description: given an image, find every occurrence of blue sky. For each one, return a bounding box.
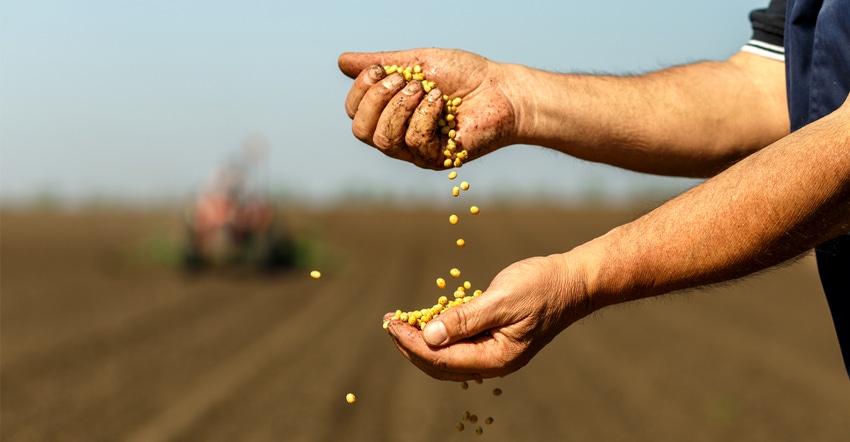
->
[1,0,769,206]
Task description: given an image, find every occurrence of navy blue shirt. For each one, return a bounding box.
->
[750,0,850,377]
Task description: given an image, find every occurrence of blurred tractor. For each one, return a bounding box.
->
[182,138,295,272]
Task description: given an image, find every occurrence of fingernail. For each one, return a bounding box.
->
[426,89,441,102]
[423,320,448,346]
[367,65,384,82]
[402,80,421,95]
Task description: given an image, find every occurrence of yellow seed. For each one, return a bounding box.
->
[469,415,478,424]
[463,280,472,290]
[382,320,389,329]
[447,139,456,150]
[446,114,455,122]
[450,268,461,278]
[456,238,465,247]
[448,129,456,139]
[386,64,398,74]
[449,214,458,225]
[452,186,460,197]
[460,181,470,191]
[454,290,465,299]
[436,277,446,289]
[473,289,483,296]
[454,158,463,168]
[413,64,422,73]
[475,426,483,435]
[443,94,449,101]
[457,423,465,431]
[452,97,462,106]
[427,80,436,89]
[438,295,448,306]
[423,82,432,93]
[460,381,469,390]
[485,417,494,425]
[412,73,425,81]
[444,158,452,167]
[399,312,408,322]
[470,206,480,215]
[345,393,356,404]
[462,411,470,421]
[310,270,321,279]
[443,149,452,158]
[493,388,502,396]
[448,171,457,180]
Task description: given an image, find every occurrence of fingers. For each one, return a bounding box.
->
[406,89,446,167]
[351,73,406,145]
[344,65,385,119]
[386,320,502,381]
[373,80,426,162]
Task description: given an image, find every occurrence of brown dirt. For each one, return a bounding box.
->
[2,205,849,441]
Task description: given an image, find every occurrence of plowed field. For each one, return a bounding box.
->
[2,206,849,441]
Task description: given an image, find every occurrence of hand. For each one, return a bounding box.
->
[383,254,593,380]
[338,49,519,169]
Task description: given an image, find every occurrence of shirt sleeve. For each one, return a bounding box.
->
[742,0,786,61]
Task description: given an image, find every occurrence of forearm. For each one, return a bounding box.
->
[508,52,789,177]
[573,96,850,309]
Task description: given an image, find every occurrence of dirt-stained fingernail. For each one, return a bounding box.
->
[426,89,442,102]
[382,73,404,88]
[367,65,384,82]
[403,80,422,95]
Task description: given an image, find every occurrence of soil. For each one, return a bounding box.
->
[2,205,849,441]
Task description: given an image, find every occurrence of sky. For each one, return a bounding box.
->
[0,0,770,207]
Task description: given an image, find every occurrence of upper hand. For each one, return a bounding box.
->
[338,48,519,169]
[383,254,592,381]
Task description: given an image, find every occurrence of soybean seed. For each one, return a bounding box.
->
[456,238,465,247]
[485,417,494,425]
[460,381,469,390]
[460,181,470,191]
[450,268,461,278]
[310,270,321,279]
[475,426,483,436]
[469,415,478,424]
[457,423,465,431]
[345,393,356,404]
[452,186,460,197]
[493,388,502,396]
[436,277,446,289]
[449,214,458,225]
[470,206,480,215]
[448,171,457,180]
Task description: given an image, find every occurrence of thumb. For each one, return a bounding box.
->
[422,297,498,347]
